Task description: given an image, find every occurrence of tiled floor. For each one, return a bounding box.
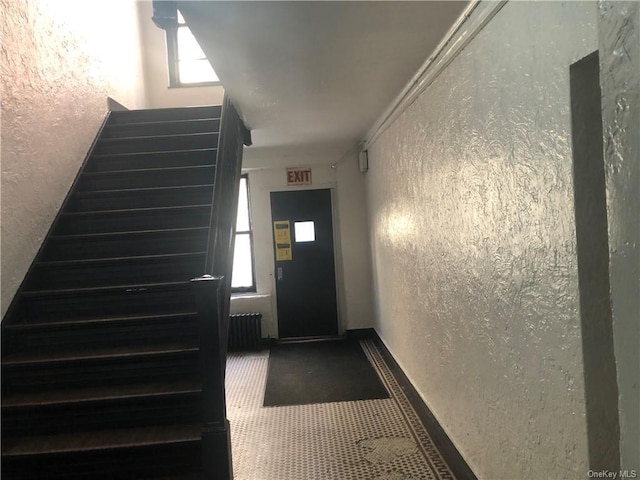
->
[225,339,455,480]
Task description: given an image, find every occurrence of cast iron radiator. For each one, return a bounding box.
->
[228,313,262,350]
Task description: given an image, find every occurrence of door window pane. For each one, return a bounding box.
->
[294,221,315,242]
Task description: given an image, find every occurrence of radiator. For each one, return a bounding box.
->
[228,313,262,350]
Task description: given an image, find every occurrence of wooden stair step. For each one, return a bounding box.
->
[14,281,196,324]
[5,310,198,329]
[26,252,206,291]
[108,105,221,124]
[53,205,212,235]
[36,251,205,265]
[2,381,201,437]
[86,148,217,172]
[20,280,191,297]
[2,424,200,456]
[93,132,218,155]
[103,117,220,139]
[76,165,215,192]
[67,184,214,212]
[3,311,198,353]
[1,425,202,479]
[2,343,200,392]
[2,379,200,408]
[2,341,198,366]
[41,227,209,261]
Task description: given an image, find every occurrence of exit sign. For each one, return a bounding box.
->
[286,168,312,186]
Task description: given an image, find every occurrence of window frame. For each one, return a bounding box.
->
[165,9,221,88]
[231,174,257,294]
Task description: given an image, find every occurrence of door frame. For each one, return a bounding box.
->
[267,184,343,339]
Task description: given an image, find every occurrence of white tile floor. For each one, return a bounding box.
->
[225,340,455,480]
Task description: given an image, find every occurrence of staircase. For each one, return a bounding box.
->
[1,100,248,479]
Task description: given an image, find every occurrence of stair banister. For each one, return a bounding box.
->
[192,274,231,478]
[2,104,236,477]
[194,95,250,479]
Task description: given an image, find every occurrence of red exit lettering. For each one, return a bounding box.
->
[286,168,312,185]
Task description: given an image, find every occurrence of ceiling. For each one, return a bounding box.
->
[179,1,469,168]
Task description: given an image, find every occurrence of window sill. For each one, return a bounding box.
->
[231,292,269,300]
[168,82,222,89]
[231,291,259,298]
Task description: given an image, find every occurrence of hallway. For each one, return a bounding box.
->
[225,340,458,480]
[2,1,637,477]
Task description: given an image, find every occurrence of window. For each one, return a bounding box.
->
[231,175,255,292]
[166,9,220,87]
[294,221,315,242]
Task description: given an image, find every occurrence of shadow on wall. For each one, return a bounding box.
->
[570,50,620,472]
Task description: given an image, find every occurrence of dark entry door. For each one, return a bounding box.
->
[270,189,338,338]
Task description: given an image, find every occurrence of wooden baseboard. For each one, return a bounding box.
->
[345,328,378,340]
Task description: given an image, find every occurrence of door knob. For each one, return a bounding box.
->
[277,266,283,281]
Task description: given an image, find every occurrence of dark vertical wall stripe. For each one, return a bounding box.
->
[569,50,620,470]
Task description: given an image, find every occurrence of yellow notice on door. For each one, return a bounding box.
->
[273,220,292,261]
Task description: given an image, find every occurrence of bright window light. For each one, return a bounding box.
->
[179,59,219,85]
[295,221,316,242]
[231,176,255,291]
[167,9,219,86]
[236,177,250,232]
[232,233,253,289]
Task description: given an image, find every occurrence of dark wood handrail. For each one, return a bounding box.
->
[194,95,249,479]
[206,95,249,351]
[191,274,232,478]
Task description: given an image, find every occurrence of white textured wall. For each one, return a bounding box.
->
[137,1,224,109]
[598,1,640,470]
[366,2,598,478]
[1,0,147,316]
[336,154,374,330]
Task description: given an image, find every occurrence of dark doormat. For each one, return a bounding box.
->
[263,338,389,407]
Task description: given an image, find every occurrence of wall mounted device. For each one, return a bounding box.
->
[358,150,369,173]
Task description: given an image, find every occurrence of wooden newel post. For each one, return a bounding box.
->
[191,275,233,480]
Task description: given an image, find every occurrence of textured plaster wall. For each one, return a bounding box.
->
[598,1,640,470]
[366,2,598,478]
[336,154,374,330]
[137,1,224,109]
[1,0,147,316]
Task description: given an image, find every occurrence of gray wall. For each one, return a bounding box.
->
[598,1,640,471]
[365,2,598,478]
